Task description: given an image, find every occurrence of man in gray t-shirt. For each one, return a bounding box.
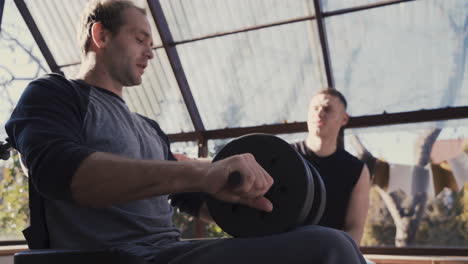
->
[5,1,366,263]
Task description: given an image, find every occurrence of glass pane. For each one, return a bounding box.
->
[326,0,468,116]
[1,0,48,140]
[345,118,468,247]
[178,21,327,130]
[61,64,80,79]
[208,132,309,158]
[160,0,315,41]
[321,0,388,12]
[277,132,308,144]
[170,141,199,158]
[24,0,86,66]
[0,153,29,241]
[25,0,163,67]
[0,1,40,241]
[124,49,194,134]
[208,138,234,158]
[0,78,35,140]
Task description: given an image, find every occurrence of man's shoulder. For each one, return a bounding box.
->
[26,74,76,94]
[290,140,307,154]
[32,73,70,85]
[337,148,364,167]
[339,147,363,163]
[26,74,89,97]
[136,113,158,127]
[15,74,92,112]
[136,114,167,137]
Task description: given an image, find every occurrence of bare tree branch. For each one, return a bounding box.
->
[375,185,402,224]
[349,134,377,176]
[414,128,441,166]
[0,28,48,73]
[0,65,14,86]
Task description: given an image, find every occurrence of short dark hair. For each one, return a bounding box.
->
[77,0,146,56]
[313,88,348,109]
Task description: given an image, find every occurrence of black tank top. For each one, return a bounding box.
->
[291,141,364,230]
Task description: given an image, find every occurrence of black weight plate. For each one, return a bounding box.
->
[207,134,315,237]
[288,155,316,228]
[303,160,326,225]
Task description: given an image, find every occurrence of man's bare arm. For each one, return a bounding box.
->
[343,165,371,245]
[71,152,274,212]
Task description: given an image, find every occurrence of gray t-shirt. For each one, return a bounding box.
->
[6,74,181,249]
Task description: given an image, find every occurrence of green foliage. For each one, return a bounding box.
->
[205,222,230,238]
[456,184,468,242]
[415,186,467,247]
[172,210,229,239]
[362,186,395,246]
[172,210,196,238]
[0,151,29,240]
[363,184,468,247]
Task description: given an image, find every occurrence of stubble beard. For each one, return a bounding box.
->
[121,64,142,87]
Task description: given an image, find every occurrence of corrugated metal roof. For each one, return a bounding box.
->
[24,0,87,66]
[177,20,327,130]
[124,48,194,134]
[160,0,315,41]
[24,0,163,67]
[326,0,468,116]
[321,0,384,12]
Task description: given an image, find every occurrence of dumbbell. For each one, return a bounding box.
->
[206,134,326,238]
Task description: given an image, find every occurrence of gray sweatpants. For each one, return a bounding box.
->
[116,225,366,264]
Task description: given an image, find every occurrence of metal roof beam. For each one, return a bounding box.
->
[167,106,468,142]
[347,106,468,129]
[143,1,417,47]
[324,0,417,17]
[0,0,5,32]
[147,0,205,133]
[168,122,307,142]
[172,15,317,46]
[313,0,334,89]
[14,0,62,75]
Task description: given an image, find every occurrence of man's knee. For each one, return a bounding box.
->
[291,226,363,263]
[292,226,355,251]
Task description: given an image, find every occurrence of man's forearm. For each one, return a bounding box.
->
[71,151,274,213]
[71,152,208,206]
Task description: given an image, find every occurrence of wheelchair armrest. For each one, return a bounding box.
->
[14,248,149,264]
